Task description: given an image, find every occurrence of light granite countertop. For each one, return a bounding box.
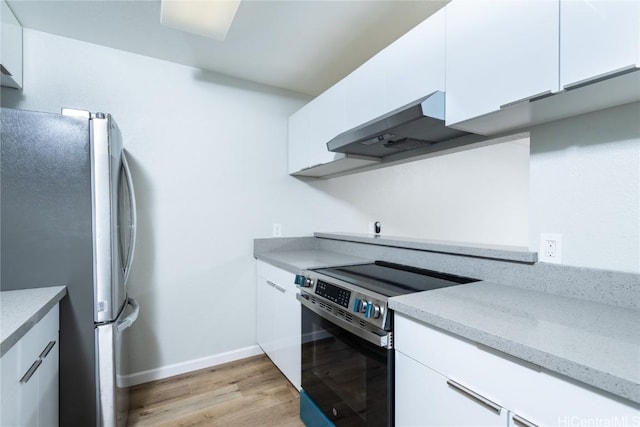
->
[1,286,67,357]
[389,282,640,405]
[254,249,372,273]
[254,242,639,405]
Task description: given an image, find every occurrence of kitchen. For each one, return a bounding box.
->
[0,0,638,426]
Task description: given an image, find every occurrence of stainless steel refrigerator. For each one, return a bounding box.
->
[1,107,139,426]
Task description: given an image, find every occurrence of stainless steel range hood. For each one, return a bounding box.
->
[327,91,474,158]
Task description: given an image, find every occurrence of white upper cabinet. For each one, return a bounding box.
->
[288,80,347,175]
[560,0,640,88]
[287,8,446,177]
[385,8,445,113]
[345,8,445,131]
[0,0,23,89]
[344,52,389,131]
[445,0,560,127]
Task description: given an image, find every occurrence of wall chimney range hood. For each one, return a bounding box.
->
[327,91,474,158]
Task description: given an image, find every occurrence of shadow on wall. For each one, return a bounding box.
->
[123,152,161,375]
[530,101,640,154]
[1,86,25,108]
[191,68,311,100]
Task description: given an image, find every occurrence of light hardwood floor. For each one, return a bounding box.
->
[127,354,305,427]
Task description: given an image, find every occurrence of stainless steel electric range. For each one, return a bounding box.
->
[295,260,479,427]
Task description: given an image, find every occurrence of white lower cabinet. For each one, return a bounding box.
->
[395,313,638,427]
[256,260,301,390]
[1,304,60,427]
[396,351,507,426]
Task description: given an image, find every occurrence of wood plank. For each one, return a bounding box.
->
[127,355,304,427]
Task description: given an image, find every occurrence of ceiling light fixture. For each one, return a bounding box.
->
[160,0,241,41]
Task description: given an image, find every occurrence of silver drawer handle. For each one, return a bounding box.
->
[499,90,554,109]
[39,340,56,359]
[563,64,639,91]
[20,359,43,384]
[266,280,276,288]
[512,414,538,427]
[274,284,286,293]
[446,379,502,415]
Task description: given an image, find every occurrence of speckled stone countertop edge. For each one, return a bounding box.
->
[1,286,67,357]
[314,232,538,263]
[389,296,640,405]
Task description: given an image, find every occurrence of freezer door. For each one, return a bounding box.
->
[92,115,137,323]
[95,297,139,427]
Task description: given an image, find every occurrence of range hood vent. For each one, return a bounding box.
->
[327,91,474,158]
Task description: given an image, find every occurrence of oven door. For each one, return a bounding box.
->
[301,303,393,427]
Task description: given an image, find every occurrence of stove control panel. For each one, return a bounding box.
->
[315,280,351,309]
[296,270,390,331]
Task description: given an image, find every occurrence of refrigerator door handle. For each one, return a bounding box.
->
[121,152,137,285]
[116,297,140,334]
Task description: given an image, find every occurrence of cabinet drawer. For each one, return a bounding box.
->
[256,260,296,292]
[396,351,507,426]
[395,313,638,425]
[19,305,59,374]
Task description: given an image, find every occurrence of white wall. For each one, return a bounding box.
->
[1,29,529,376]
[529,102,640,274]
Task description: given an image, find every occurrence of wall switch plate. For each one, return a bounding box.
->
[539,233,562,264]
[272,223,282,237]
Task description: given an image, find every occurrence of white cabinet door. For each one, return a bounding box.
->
[256,275,277,360]
[0,0,23,89]
[345,8,446,130]
[0,304,59,427]
[274,280,301,390]
[255,261,300,390]
[0,338,20,426]
[560,0,640,88]
[385,8,445,112]
[396,351,508,427]
[445,0,559,126]
[288,81,346,174]
[344,52,389,131]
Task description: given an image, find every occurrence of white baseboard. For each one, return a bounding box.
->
[121,345,264,387]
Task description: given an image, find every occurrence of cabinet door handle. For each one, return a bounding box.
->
[512,414,538,427]
[39,340,56,359]
[499,90,554,109]
[266,280,276,288]
[20,359,43,384]
[446,379,502,415]
[563,65,639,91]
[274,284,286,294]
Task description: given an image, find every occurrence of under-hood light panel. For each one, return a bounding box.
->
[160,0,241,41]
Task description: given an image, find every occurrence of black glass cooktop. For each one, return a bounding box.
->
[313,261,478,298]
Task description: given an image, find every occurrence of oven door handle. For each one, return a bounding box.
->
[297,293,393,349]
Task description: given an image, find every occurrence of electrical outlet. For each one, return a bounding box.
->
[539,233,562,264]
[272,223,282,237]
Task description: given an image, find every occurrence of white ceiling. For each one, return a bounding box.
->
[6,0,447,96]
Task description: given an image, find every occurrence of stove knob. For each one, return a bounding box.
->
[365,302,382,319]
[354,298,366,313]
[294,275,306,286]
[371,304,382,319]
[294,275,313,288]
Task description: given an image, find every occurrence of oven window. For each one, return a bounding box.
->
[301,306,393,427]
